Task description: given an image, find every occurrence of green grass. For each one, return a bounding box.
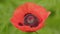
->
[0,0,60,34]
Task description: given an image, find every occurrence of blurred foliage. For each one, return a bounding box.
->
[0,0,60,34]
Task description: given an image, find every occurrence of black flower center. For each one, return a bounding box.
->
[24,13,39,27]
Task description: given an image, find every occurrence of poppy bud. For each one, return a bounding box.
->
[10,2,51,32]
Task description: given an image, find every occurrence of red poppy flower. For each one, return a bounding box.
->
[10,2,51,32]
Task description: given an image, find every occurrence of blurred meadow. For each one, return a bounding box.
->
[0,0,60,34]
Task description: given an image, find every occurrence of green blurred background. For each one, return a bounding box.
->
[0,0,60,34]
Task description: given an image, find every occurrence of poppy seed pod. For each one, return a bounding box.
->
[10,2,51,32]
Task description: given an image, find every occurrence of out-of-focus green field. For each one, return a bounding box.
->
[0,0,60,34]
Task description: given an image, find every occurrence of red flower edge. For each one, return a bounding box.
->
[10,2,51,32]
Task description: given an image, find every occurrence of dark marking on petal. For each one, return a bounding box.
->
[18,23,23,26]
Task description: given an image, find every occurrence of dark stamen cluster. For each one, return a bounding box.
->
[24,13,39,27]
